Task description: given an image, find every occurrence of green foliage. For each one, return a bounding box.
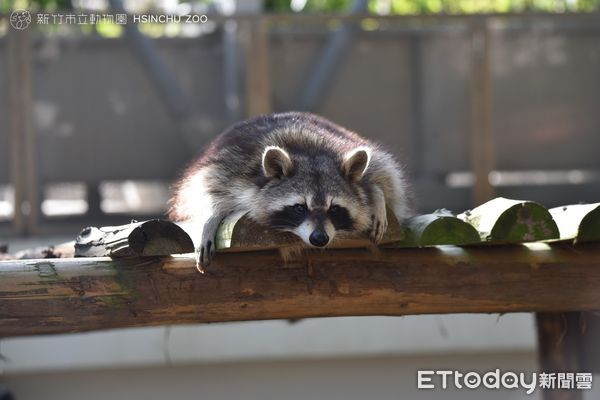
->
[264,0,297,11]
[1,0,72,13]
[265,0,354,11]
[265,0,600,13]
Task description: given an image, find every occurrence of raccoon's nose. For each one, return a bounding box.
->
[309,230,329,247]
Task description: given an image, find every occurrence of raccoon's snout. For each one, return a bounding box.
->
[309,230,329,247]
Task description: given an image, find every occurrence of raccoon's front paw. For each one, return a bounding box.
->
[194,239,215,273]
[370,211,388,243]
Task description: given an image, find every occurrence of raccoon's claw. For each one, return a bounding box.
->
[370,213,388,244]
[195,240,215,273]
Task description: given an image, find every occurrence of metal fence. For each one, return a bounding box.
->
[1,13,600,236]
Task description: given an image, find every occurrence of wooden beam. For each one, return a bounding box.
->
[75,220,194,257]
[244,18,272,117]
[469,18,495,205]
[582,312,600,373]
[536,312,585,400]
[7,25,37,235]
[1,243,600,337]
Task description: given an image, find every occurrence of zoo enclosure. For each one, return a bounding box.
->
[1,12,600,237]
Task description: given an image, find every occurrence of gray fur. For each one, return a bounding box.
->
[168,112,412,269]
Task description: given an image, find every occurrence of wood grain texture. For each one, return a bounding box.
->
[1,243,600,337]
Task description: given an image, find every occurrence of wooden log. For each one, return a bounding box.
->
[550,203,600,243]
[2,243,600,337]
[75,220,194,257]
[214,208,404,252]
[458,197,559,243]
[398,209,481,247]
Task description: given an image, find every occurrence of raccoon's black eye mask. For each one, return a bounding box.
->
[270,202,354,231]
[328,204,353,230]
[270,203,308,228]
[293,204,308,214]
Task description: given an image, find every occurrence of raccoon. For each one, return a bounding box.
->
[168,112,412,270]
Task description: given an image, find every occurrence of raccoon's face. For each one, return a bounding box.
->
[250,145,373,247]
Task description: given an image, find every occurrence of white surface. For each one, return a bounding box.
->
[3,352,546,400]
[0,313,536,373]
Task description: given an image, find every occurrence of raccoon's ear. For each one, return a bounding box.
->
[262,146,293,179]
[342,147,370,182]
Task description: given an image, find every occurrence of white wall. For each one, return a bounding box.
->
[0,313,568,400]
[4,353,542,400]
[0,314,535,372]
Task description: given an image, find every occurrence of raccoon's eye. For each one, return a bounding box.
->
[293,204,308,214]
[329,205,341,214]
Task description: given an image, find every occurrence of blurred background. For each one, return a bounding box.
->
[1,0,600,399]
